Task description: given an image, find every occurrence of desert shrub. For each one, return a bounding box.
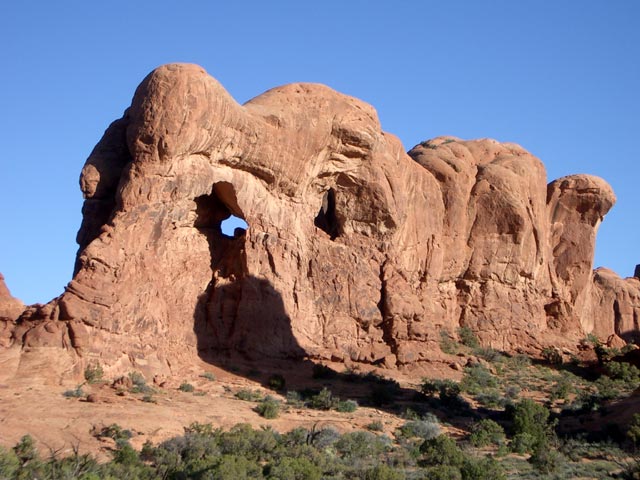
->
[213,454,264,479]
[458,326,480,349]
[469,419,505,447]
[420,435,464,467]
[309,387,337,410]
[267,374,286,391]
[128,371,146,386]
[627,413,640,449]
[200,372,216,381]
[605,361,640,384]
[336,399,358,413]
[421,379,440,397]
[474,390,505,408]
[504,384,520,399]
[84,363,104,384]
[309,427,341,449]
[361,463,405,480]
[401,408,421,420]
[184,421,216,436]
[63,386,85,398]
[443,382,466,408]
[267,456,321,480]
[0,446,19,479]
[235,389,263,401]
[549,375,575,402]
[142,394,156,403]
[460,456,506,480]
[507,354,531,368]
[528,442,565,474]
[508,399,552,453]
[509,432,537,454]
[255,396,281,419]
[440,330,458,354]
[422,378,462,406]
[179,382,195,392]
[460,364,497,394]
[285,390,304,407]
[95,423,133,443]
[541,347,563,365]
[129,371,154,394]
[218,424,277,461]
[474,347,505,363]
[366,421,384,432]
[420,465,462,480]
[335,431,386,461]
[398,419,441,441]
[312,363,337,379]
[13,435,38,465]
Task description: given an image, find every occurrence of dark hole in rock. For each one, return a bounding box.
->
[315,188,339,240]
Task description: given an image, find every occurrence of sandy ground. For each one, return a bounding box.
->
[0,359,419,461]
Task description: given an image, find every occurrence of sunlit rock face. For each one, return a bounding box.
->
[0,64,636,380]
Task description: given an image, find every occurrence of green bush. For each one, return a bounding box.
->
[398,419,441,440]
[508,399,552,453]
[200,372,216,381]
[541,347,563,365]
[361,464,405,480]
[84,363,104,383]
[460,456,506,480]
[604,361,640,384]
[235,389,263,401]
[0,446,19,479]
[468,419,505,447]
[268,456,321,480]
[421,465,462,480]
[335,431,386,461]
[268,374,286,391]
[94,423,133,443]
[420,435,464,467]
[529,442,565,474]
[129,371,154,394]
[336,399,358,413]
[421,378,462,405]
[366,421,384,432]
[285,390,304,407]
[63,386,85,398]
[213,454,264,479]
[440,330,458,354]
[309,387,337,410]
[461,364,498,395]
[179,382,195,392]
[549,375,575,402]
[627,413,640,448]
[458,326,480,349]
[255,396,281,419]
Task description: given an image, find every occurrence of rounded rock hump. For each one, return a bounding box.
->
[0,273,24,322]
[1,64,637,380]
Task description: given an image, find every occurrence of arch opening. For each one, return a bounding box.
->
[315,188,339,240]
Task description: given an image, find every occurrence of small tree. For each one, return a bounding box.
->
[628,413,640,450]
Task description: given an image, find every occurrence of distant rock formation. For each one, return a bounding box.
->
[1,64,638,380]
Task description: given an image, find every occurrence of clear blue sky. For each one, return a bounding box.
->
[1,1,638,304]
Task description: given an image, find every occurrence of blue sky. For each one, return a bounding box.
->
[1,1,638,304]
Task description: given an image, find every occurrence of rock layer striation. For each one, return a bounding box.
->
[1,64,638,379]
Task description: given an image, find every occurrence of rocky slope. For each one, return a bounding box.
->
[1,63,638,381]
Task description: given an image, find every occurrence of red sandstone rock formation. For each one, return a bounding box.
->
[1,63,638,380]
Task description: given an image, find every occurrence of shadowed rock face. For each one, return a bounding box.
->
[1,63,637,379]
